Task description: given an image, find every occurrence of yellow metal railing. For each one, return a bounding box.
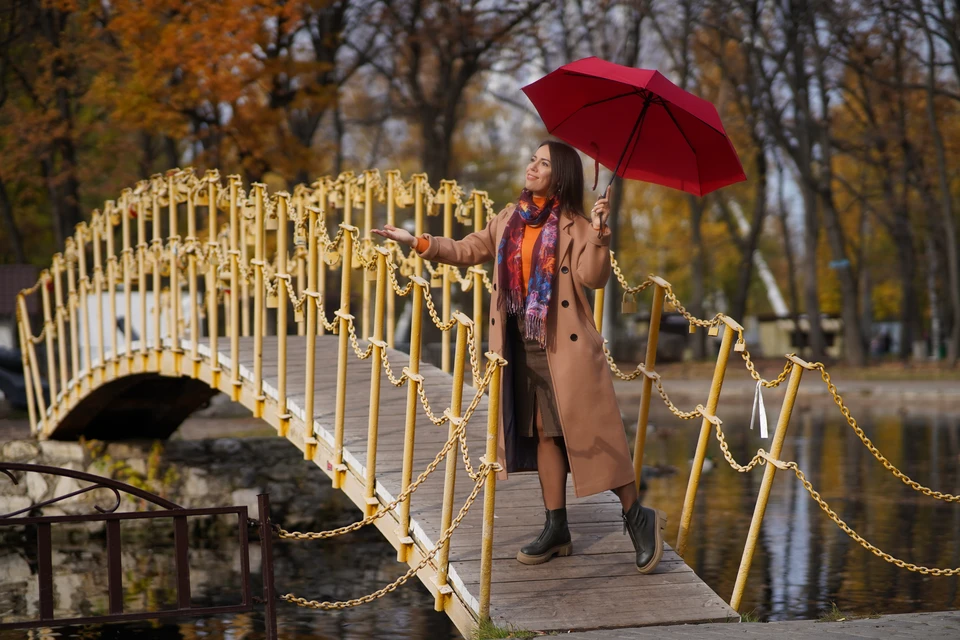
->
[15,167,960,630]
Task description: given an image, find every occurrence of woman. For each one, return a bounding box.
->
[372,140,665,574]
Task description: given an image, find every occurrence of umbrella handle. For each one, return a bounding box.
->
[596,176,615,239]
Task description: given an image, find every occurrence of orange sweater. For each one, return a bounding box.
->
[414,196,546,296]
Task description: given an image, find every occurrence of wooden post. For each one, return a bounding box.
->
[275,193,290,434]
[252,184,266,417]
[229,176,242,400]
[206,174,220,383]
[364,248,389,516]
[331,224,356,489]
[397,276,425,562]
[676,316,741,557]
[633,277,669,488]
[730,356,813,611]
[478,353,504,621]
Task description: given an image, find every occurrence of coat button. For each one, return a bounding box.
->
[491,317,495,325]
[561,300,569,308]
[493,282,497,291]
[570,333,578,341]
[561,266,569,274]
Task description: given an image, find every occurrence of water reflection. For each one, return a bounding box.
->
[641,402,960,621]
[1,404,958,637]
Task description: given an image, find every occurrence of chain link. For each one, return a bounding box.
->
[280,462,494,610]
[386,260,414,296]
[420,285,457,331]
[609,253,654,295]
[344,315,374,360]
[812,362,960,502]
[601,343,700,419]
[739,337,793,388]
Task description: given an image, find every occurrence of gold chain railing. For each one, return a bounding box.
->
[280,460,496,610]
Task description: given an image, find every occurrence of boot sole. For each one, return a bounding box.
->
[516,542,573,565]
[637,509,667,575]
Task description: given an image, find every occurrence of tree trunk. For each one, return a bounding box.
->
[731,146,768,321]
[919,12,960,365]
[0,178,27,263]
[688,194,706,359]
[800,180,825,359]
[778,163,802,348]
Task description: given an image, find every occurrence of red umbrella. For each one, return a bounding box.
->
[521,56,747,205]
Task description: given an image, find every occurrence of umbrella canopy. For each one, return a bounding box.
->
[521,56,746,198]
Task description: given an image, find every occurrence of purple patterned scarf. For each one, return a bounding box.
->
[497,189,560,348]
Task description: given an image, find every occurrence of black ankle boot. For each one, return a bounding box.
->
[622,500,666,574]
[516,508,572,565]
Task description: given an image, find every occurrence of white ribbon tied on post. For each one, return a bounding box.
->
[749,380,769,439]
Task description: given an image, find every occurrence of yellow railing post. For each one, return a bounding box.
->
[104,203,119,375]
[187,181,200,377]
[435,312,470,612]
[18,295,46,433]
[75,224,91,385]
[594,286,604,333]
[205,173,220,385]
[364,247,389,516]
[633,276,668,488]
[241,216,251,338]
[385,171,397,348]
[121,189,133,366]
[397,275,426,562]
[413,174,425,275]
[331,224,356,489]
[478,352,503,622]
[676,315,742,557]
[295,189,307,337]
[275,193,291,434]
[151,189,163,371]
[440,180,454,373]
[52,254,68,397]
[229,176,242,401]
[302,201,320,461]
[730,355,812,611]
[16,300,37,433]
[137,189,149,370]
[252,184,266,417]
[65,238,79,394]
[317,180,329,337]
[92,216,105,380]
[168,174,182,370]
[362,170,375,342]
[471,192,485,388]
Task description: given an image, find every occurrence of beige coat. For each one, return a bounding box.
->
[418,204,635,498]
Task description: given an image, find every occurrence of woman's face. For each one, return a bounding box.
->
[524,145,553,196]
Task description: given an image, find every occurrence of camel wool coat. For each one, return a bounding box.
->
[417,203,635,498]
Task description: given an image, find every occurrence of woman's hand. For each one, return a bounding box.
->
[590,185,611,231]
[372,224,417,248]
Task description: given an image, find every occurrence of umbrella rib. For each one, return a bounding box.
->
[607,94,652,184]
[660,100,697,154]
[549,88,646,133]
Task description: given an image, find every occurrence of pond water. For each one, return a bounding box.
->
[1,399,958,638]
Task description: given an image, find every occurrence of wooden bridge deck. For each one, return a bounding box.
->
[46,335,737,636]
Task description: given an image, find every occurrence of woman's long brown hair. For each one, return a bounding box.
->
[538,140,586,218]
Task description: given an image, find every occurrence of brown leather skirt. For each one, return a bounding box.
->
[507,313,563,439]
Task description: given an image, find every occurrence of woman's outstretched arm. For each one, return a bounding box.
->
[414,205,512,267]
